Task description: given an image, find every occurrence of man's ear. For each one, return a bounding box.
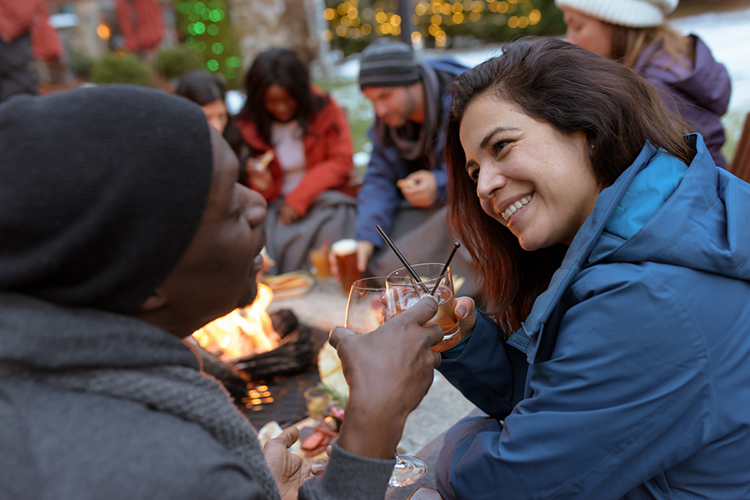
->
[139,291,168,313]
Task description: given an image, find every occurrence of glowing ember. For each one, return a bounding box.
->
[192,283,281,360]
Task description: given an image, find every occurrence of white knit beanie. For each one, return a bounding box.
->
[555,0,678,28]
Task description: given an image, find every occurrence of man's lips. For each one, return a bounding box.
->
[253,253,263,271]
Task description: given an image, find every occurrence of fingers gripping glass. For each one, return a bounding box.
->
[344,277,428,487]
[386,263,460,352]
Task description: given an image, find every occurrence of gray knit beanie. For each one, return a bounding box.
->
[555,0,678,27]
[359,40,421,89]
[0,85,213,314]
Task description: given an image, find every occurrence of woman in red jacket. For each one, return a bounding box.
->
[236,48,357,274]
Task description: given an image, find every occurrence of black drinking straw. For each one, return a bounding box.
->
[375,225,430,294]
[430,241,461,296]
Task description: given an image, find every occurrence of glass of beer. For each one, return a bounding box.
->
[309,246,332,280]
[385,263,460,352]
[332,239,361,293]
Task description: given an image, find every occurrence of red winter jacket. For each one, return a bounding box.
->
[236,91,355,217]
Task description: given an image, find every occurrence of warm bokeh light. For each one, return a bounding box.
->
[96,23,110,40]
[322,0,545,49]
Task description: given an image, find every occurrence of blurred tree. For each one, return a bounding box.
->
[172,0,243,87]
[89,52,152,86]
[154,45,205,79]
[321,0,565,54]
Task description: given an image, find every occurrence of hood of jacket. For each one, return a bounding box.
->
[635,35,731,118]
[515,134,750,355]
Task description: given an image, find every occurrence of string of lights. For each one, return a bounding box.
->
[323,0,549,50]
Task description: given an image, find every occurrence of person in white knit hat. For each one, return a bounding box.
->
[555,0,732,169]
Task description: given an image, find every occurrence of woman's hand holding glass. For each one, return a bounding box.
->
[452,295,477,347]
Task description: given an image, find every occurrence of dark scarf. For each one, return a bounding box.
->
[0,293,280,499]
[376,63,441,164]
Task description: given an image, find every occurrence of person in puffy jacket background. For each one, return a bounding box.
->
[236,48,358,275]
[556,0,732,168]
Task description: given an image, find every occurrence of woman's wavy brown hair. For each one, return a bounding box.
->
[446,37,692,336]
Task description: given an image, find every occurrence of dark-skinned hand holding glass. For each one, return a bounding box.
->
[328,296,444,459]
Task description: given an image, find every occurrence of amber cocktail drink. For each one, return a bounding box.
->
[386,263,460,352]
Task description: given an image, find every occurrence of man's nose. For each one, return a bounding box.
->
[243,187,268,228]
[373,101,387,118]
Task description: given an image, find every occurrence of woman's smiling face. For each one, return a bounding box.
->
[459,93,601,251]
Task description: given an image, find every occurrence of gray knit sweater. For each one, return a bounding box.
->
[0,293,394,499]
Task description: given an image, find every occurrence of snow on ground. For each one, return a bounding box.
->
[672,8,750,113]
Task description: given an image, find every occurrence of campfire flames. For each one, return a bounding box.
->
[192,283,281,360]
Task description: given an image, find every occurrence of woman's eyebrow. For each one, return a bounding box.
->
[480,126,518,149]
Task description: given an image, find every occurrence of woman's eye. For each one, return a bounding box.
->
[492,140,509,157]
[466,165,479,183]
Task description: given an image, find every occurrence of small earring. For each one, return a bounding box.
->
[589,143,596,151]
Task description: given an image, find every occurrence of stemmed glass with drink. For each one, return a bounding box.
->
[344,277,429,488]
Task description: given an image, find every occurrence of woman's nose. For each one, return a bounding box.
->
[476,167,506,201]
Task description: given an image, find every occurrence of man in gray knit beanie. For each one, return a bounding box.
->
[353,40,481,299]
[0,84,446,499]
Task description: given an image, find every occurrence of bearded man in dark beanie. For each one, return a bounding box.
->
[354,41,479,298]
[0,84,447,500]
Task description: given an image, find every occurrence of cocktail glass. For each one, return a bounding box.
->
[385,263,460,352]
[344,276,428,487]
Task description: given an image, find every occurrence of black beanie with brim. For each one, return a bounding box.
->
[0,84,213,314]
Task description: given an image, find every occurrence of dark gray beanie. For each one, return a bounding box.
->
[0,84,213,314]
[358,40,421,89]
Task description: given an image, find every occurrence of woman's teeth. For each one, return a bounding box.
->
[502,195,532,221]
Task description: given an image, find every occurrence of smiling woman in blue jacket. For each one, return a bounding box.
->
[437,37,750,499]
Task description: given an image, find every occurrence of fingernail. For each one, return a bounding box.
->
[422,294,439,305]
[311,463,326,474]
[456,305,466,317]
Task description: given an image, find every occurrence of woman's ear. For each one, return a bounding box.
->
[139,292,167,313]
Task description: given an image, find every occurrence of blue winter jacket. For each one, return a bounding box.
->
[355,58,467,247]
[436,135,750,499]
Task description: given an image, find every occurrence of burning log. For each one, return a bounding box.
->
[192,283,281,361]
[187,339,250,403]
[233,322,316,382]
